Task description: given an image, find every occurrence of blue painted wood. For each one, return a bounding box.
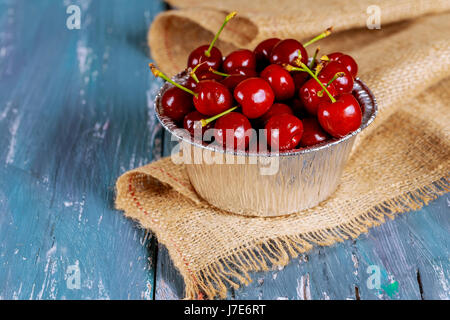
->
[0,0,165,299]
[1,0,448,301]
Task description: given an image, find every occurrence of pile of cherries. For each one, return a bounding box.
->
[151,12,362,152]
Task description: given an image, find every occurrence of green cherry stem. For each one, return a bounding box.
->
[200,106,238,127]
[284,63,336,103]
[208,67,230,77]
[317,72,345,97]
[205,11,237,57]
[149,63,198,97]
[303,27,333,47]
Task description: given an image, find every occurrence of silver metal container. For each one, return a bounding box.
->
[155,72,377,217]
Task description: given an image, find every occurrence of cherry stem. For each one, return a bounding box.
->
[149,63,198,97]
[205,11,237,57]
[200,106,238,127]
[315,62,323,76]
[320,55,330,62]
[317,72,345,97]
[190,62,208,83]
[209,67,230,77]
[309,46,320,69]
[303,27,333,47]
[285,63,336,103]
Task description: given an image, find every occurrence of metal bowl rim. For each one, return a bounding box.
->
[154,71,378,157]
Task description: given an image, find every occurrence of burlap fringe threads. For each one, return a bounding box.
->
[182,177,449,299]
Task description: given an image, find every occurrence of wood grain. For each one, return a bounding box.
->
[0,0,165,299]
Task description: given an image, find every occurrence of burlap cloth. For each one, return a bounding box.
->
[116,0,450,299]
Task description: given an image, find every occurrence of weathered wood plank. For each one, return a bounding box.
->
[0,0,165,299]
[155,125,448,300]
[155,134,185,300]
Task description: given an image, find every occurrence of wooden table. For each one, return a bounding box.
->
[0,0,448,300]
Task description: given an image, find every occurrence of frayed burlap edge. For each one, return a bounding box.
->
[184,177,449,299]
[116,171,449,299]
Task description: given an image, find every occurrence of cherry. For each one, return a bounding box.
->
[230,67,258,77]
[253,38,280,70]
[186,70,223,90]
[318,61,353,94]
[317,93,362,138]
[187,12,237,72]
[327,52,343,61]
[270,39,308,67]
[299,117,330,147]
[214,112,253,150]
[326,52,358,78]
[222,49,257,73]
[183,110,212,136]
[260,64,295,100]
[234,77,275,119]
[150,64,232,116]
[185,77,198,90]
[193,80,233,116]
[291,71,309,91]
[290,97,309,119]
[187,46,222,73]
[299,77,338,115]
[265,113,303,151]
[259,103,293,126]
[160,86,194,123]
[220,68,258,91]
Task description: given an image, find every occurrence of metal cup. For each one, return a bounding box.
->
[155,72,377,217]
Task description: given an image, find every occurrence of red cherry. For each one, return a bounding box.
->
[291,71,309,91]
[335,54,358,78]
[318,61,354,94]
[193,80,232,116]
[220,68,258,91]
[265,113,303,151]
[160,86,194,123]
[317,93,362,138]
[183,111,212,136]
[260,64,295,100]
[186,70,223,90]
[214,112,253,150]
[299,117,330,147]
[299,77,338,115]
[253,38,280,70]
[197,70,224,82]
[290,98,309,119]
[187,45,222,73]
[327,52,358,78]
[223,49,257,73]
[259,103,293,126]
[185,77,198,90]
[234,77,275,119]
[270,39,308,67]
[186,12,237,73]
[327,52,343,61]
